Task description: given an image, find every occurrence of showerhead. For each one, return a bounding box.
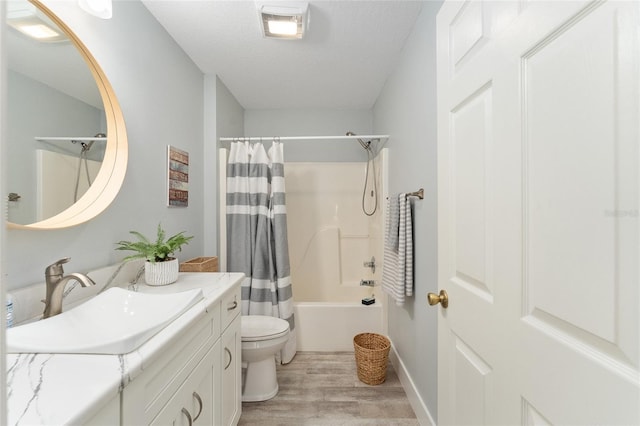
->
[81,140,95,152]
[347,131,378,216]
[81,133,105,153]
[346,131,371,151]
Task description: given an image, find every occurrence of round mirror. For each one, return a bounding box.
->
[5,0,127,229]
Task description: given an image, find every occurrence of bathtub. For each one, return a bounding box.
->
[294,299,386,352]
[219,149,389,352]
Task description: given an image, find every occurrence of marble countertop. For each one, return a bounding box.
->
[6,272,244,426]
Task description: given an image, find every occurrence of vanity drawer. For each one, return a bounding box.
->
[144,304,220,417]
[220,285,241,330]
[121,303,221,425]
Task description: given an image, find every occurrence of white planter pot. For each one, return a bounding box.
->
[145,258,179,286]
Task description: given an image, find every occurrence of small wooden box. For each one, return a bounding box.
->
[180,256,218,272]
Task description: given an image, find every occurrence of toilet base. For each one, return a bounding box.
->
[242,356,279,402]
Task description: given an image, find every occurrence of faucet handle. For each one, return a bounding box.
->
[45,257,71,276]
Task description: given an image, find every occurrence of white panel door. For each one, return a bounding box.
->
[436,1,639,424]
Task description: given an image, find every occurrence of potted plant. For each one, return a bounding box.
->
[116,223,193,286]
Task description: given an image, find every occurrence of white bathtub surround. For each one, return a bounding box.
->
[286,160,385,301]
[280,150,389,352]
[35,149,102,223]
[6,272,244,425]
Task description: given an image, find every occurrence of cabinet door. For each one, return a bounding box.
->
[221,317,241,426]
[151,341,220,426]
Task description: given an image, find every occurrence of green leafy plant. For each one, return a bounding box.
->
[116,223,194,263]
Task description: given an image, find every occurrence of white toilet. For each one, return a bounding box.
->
[241,315,290,402]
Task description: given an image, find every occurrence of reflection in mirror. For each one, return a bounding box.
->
[5,0,128,229]
[6,0,106,225]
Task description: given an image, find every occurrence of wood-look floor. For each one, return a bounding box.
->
[238,352,419,425]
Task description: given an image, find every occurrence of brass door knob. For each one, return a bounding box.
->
[427,290,449,308]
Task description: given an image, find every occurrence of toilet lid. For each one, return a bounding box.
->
[241,315,290,342]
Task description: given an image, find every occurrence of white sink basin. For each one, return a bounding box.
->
[6,287,203,355]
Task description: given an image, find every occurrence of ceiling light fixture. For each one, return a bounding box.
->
[78,0,113,19]
[6,0,66,42]
[258,2,309,40]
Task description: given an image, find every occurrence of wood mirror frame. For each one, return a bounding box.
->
[7,0,127,230]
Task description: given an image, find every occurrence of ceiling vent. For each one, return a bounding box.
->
[7,0,66,42]
[258,2,309,40]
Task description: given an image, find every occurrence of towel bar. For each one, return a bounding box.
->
[406,188,424,199]
[385,188,424,200]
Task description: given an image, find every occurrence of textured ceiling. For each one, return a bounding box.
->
[141,0,424,109]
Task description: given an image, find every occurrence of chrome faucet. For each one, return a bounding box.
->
[363,256,376,274]
[43,258,96,319]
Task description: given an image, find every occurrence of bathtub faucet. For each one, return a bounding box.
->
[360,279,375,287]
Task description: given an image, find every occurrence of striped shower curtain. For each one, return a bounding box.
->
[226,140,296,364]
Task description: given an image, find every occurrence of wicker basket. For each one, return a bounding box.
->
[353,333,391,385]
[179,257,218,272]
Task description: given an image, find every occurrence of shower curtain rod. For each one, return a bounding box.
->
[35,137,108,143]
[219,134,389,142]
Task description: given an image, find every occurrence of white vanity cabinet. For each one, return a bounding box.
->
[220,287,242,426]
[6,272,245,426]
[121,281,242,426]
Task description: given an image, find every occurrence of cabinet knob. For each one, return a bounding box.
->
[181,408,193,426]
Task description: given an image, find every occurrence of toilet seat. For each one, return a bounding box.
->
[242,315,289,342]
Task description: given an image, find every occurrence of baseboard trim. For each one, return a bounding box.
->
[389,342,436,426]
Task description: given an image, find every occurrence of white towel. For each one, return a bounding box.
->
[382,194,414,305]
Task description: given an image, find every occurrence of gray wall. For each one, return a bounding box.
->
[202,75,244,256]
[5,1,205,289]
[373,0,442,419]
